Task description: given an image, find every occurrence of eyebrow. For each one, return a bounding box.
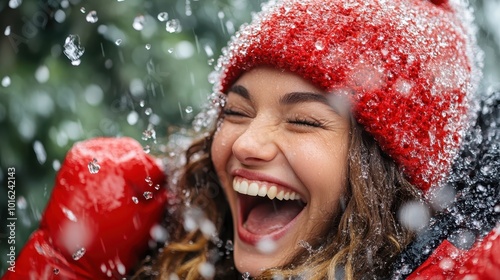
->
[228,84,342,114]
[279,91,329,106]
[229,85,327,105]
[228,85,250,100]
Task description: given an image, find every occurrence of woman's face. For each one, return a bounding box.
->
[211,67,350,276]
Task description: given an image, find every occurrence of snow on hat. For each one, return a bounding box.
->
[211,0,482,192]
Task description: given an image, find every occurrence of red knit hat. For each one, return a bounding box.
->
[212,0,482,192]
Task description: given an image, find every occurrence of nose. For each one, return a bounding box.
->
[232,118,279,165]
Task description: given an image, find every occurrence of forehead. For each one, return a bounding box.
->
[230,67,325,95]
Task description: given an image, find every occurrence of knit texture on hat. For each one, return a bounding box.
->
[212,0,483,192]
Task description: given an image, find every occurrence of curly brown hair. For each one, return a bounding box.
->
[134,116,421,279]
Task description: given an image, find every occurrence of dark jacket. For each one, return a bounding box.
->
[392,88,500,279]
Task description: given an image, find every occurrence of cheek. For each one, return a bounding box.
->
[289,136,349,199]
[292,140,348,175]
[211,122,235,175]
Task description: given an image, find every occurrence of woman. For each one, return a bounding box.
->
[151,65,420,279]
[4,0,497,279]
[147,0,483,278]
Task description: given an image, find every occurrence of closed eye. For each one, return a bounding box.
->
[288,118,323,128]
[222,108,246,117]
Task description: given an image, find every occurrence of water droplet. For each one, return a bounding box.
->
[1,76,11,87]
[17,196,27,210]
[145,176,153,186]
[139,100,145,107]
[53,268,60,275]
[115,39,122,46]
[86,11,98,23]
[127,111,139,125]
[117,262,126,275]
[145,44,151,50]
[144,107,153,115]
[133,15,145,31]
[242,272,251,280]
[142,124,156,141]
[143,191,153,200]
[207,71,218,84]
[299,240,315,254]
[143,145,151,154]
[200,219,216,238]
[225,240,233,251]
[72,247,86,260]
[62,207,77,222]
[398,201,430,231]
[157,12,168,22]
[63,34,85,65]
[154,184,160,190]
[169,273,180,280]
[33,140,47,164]
[315,40,324,51]
[132,196,139,204]
[167,48,174,54]
[198,262,215,279]
[448,229,476,250]
[4,26,11,36]
[495,205,500,212]
[256,237,277,254]
[150,224,169,242]
[9,0,22,9]
[185,106,193,114]
[185,0,192,16]
[165,19,181,33]
[54,11,66,23]
[88,158,100,174]
[53,160,61,171]
[35,65,50,83]
[80,7,86,13]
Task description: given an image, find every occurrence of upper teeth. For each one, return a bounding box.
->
[233,178,302,201]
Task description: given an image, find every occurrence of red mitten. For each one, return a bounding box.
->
[2,137,168,279]
[407,240,466,280]
[408,228,500,280]
[455,227,500,279]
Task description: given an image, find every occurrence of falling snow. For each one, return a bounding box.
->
[165,19,181,33]
[256,237,277,254]
[132,196,139,204]
[143,191,153,200]
[133,15,145,31]
[4,26,11,36]
[198,262,215,279]
[33,141,47,164]
[87,158,100,174]
[157,12,169,22]
[86,11,99,23]
[2,0,500,279]
[72,247,86,261]
[63,34,85,66]
[2,76,11,87]
[9,0,22,9]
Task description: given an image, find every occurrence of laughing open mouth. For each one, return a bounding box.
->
[233,178,307,237]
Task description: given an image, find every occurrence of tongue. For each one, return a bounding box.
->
[245,201,303,235]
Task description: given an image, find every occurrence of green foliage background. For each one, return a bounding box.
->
[0,0,498,275]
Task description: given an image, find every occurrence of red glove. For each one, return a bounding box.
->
[2,137,168,279]
[408,227,500,280]
[455,228,500,279]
